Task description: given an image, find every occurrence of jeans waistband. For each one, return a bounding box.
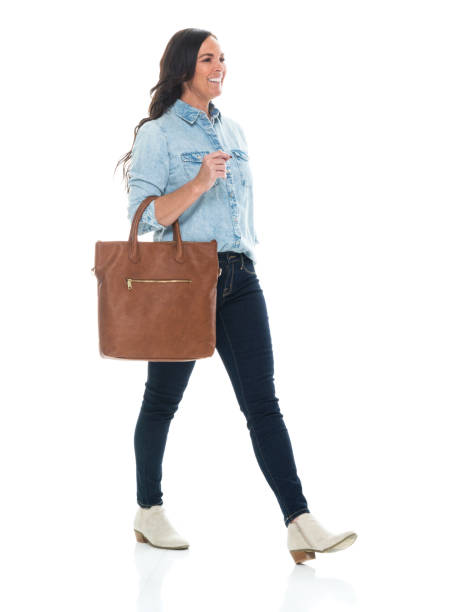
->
[218,251,251,265]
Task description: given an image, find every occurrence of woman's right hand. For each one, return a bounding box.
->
[193,150,232,193]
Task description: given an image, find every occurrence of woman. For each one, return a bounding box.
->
[116,28,357,564]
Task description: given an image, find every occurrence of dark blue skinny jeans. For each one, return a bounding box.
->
[134,250,310,527]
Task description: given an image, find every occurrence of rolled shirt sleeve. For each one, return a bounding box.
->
[127,121,169,234]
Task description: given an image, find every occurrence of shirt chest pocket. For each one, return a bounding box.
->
[180,150,217,187]
[231,149,252,187]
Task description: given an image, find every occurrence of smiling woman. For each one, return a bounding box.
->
[112,27,358,565]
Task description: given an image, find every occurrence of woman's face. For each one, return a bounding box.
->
[184,36,227,102]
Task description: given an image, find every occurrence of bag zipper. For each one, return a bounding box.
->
[127,278,192,290]
[127,267,221,289]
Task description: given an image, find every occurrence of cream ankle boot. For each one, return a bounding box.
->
[287,512,357,564]
[134,504,189,550]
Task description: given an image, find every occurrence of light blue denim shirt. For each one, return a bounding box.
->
[127,97,259,263]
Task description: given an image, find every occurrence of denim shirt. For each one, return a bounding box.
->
[127,97,259,263]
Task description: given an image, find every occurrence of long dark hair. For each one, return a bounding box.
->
[114,28,217,192]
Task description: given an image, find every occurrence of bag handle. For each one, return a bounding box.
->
[128,195,184,264]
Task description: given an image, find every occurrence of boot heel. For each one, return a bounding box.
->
[290,549,316,564]
[134,529,148,543]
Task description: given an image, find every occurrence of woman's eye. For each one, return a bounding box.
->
[203,58,226,62]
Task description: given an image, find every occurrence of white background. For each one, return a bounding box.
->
[2,1,448,610]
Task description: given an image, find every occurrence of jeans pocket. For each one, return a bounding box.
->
[241,257,257,275]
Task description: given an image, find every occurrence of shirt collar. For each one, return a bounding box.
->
[173,97,221,125]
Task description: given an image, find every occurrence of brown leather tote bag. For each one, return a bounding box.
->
[92,195,221,361]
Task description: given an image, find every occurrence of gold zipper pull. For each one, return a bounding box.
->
[127,279,132,290]
[218,267,222,277]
